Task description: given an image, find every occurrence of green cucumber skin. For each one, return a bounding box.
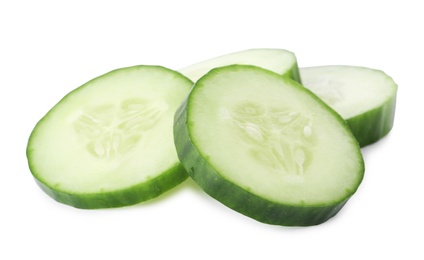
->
[283,61,302,84]
[174,97,355,226]
[347,94,397,147]
[31,162,187,209]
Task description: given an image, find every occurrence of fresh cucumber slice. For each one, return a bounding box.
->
[27,65,193,209]
[179,48,301,83]
[174,65,364,226]
[300,65,398,147]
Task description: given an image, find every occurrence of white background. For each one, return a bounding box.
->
[1,1,423,259]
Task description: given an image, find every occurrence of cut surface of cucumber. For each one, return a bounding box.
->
[174,65,364,226]
[179,48,301,83]
[300,65,397,147]
[27,66,193,208]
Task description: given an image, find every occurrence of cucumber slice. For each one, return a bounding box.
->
[27,66,193,209]
[174,65,364,226]
[300,66,398,147]
[179,48,301,83]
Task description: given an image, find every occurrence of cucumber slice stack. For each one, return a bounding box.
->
[174,65,364,226]
[27,48,395,226]
[27,66,193,209]
[300,66,398,147]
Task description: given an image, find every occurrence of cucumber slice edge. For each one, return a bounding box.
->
[300,65,398,146]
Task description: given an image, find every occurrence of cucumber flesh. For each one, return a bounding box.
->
[27,66,193,208]
[300,66,397,147]
[179,48,301,83]
[174,65,364,226]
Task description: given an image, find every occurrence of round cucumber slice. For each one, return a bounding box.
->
[179,48,301,83]
[300,65,398,147]
[27,66,193,209]
[174,65,364,226]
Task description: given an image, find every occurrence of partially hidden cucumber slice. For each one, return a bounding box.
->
[300,65,398,147]
[179,48,301,83]
[174,65,364,226]
[27,66,193,209]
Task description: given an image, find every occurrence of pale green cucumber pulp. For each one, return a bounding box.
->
[27,66,193,208]
[300,65,398,147]
[174,65,364,226]
[179,48,301,83]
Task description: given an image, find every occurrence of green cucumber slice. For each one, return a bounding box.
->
[27,65,193,209]
[174,65,364,226]
[300,65,398,147]
[179,48,301,83]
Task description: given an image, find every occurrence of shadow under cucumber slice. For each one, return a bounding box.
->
[174,65,364,226]
[27,66,193,209]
